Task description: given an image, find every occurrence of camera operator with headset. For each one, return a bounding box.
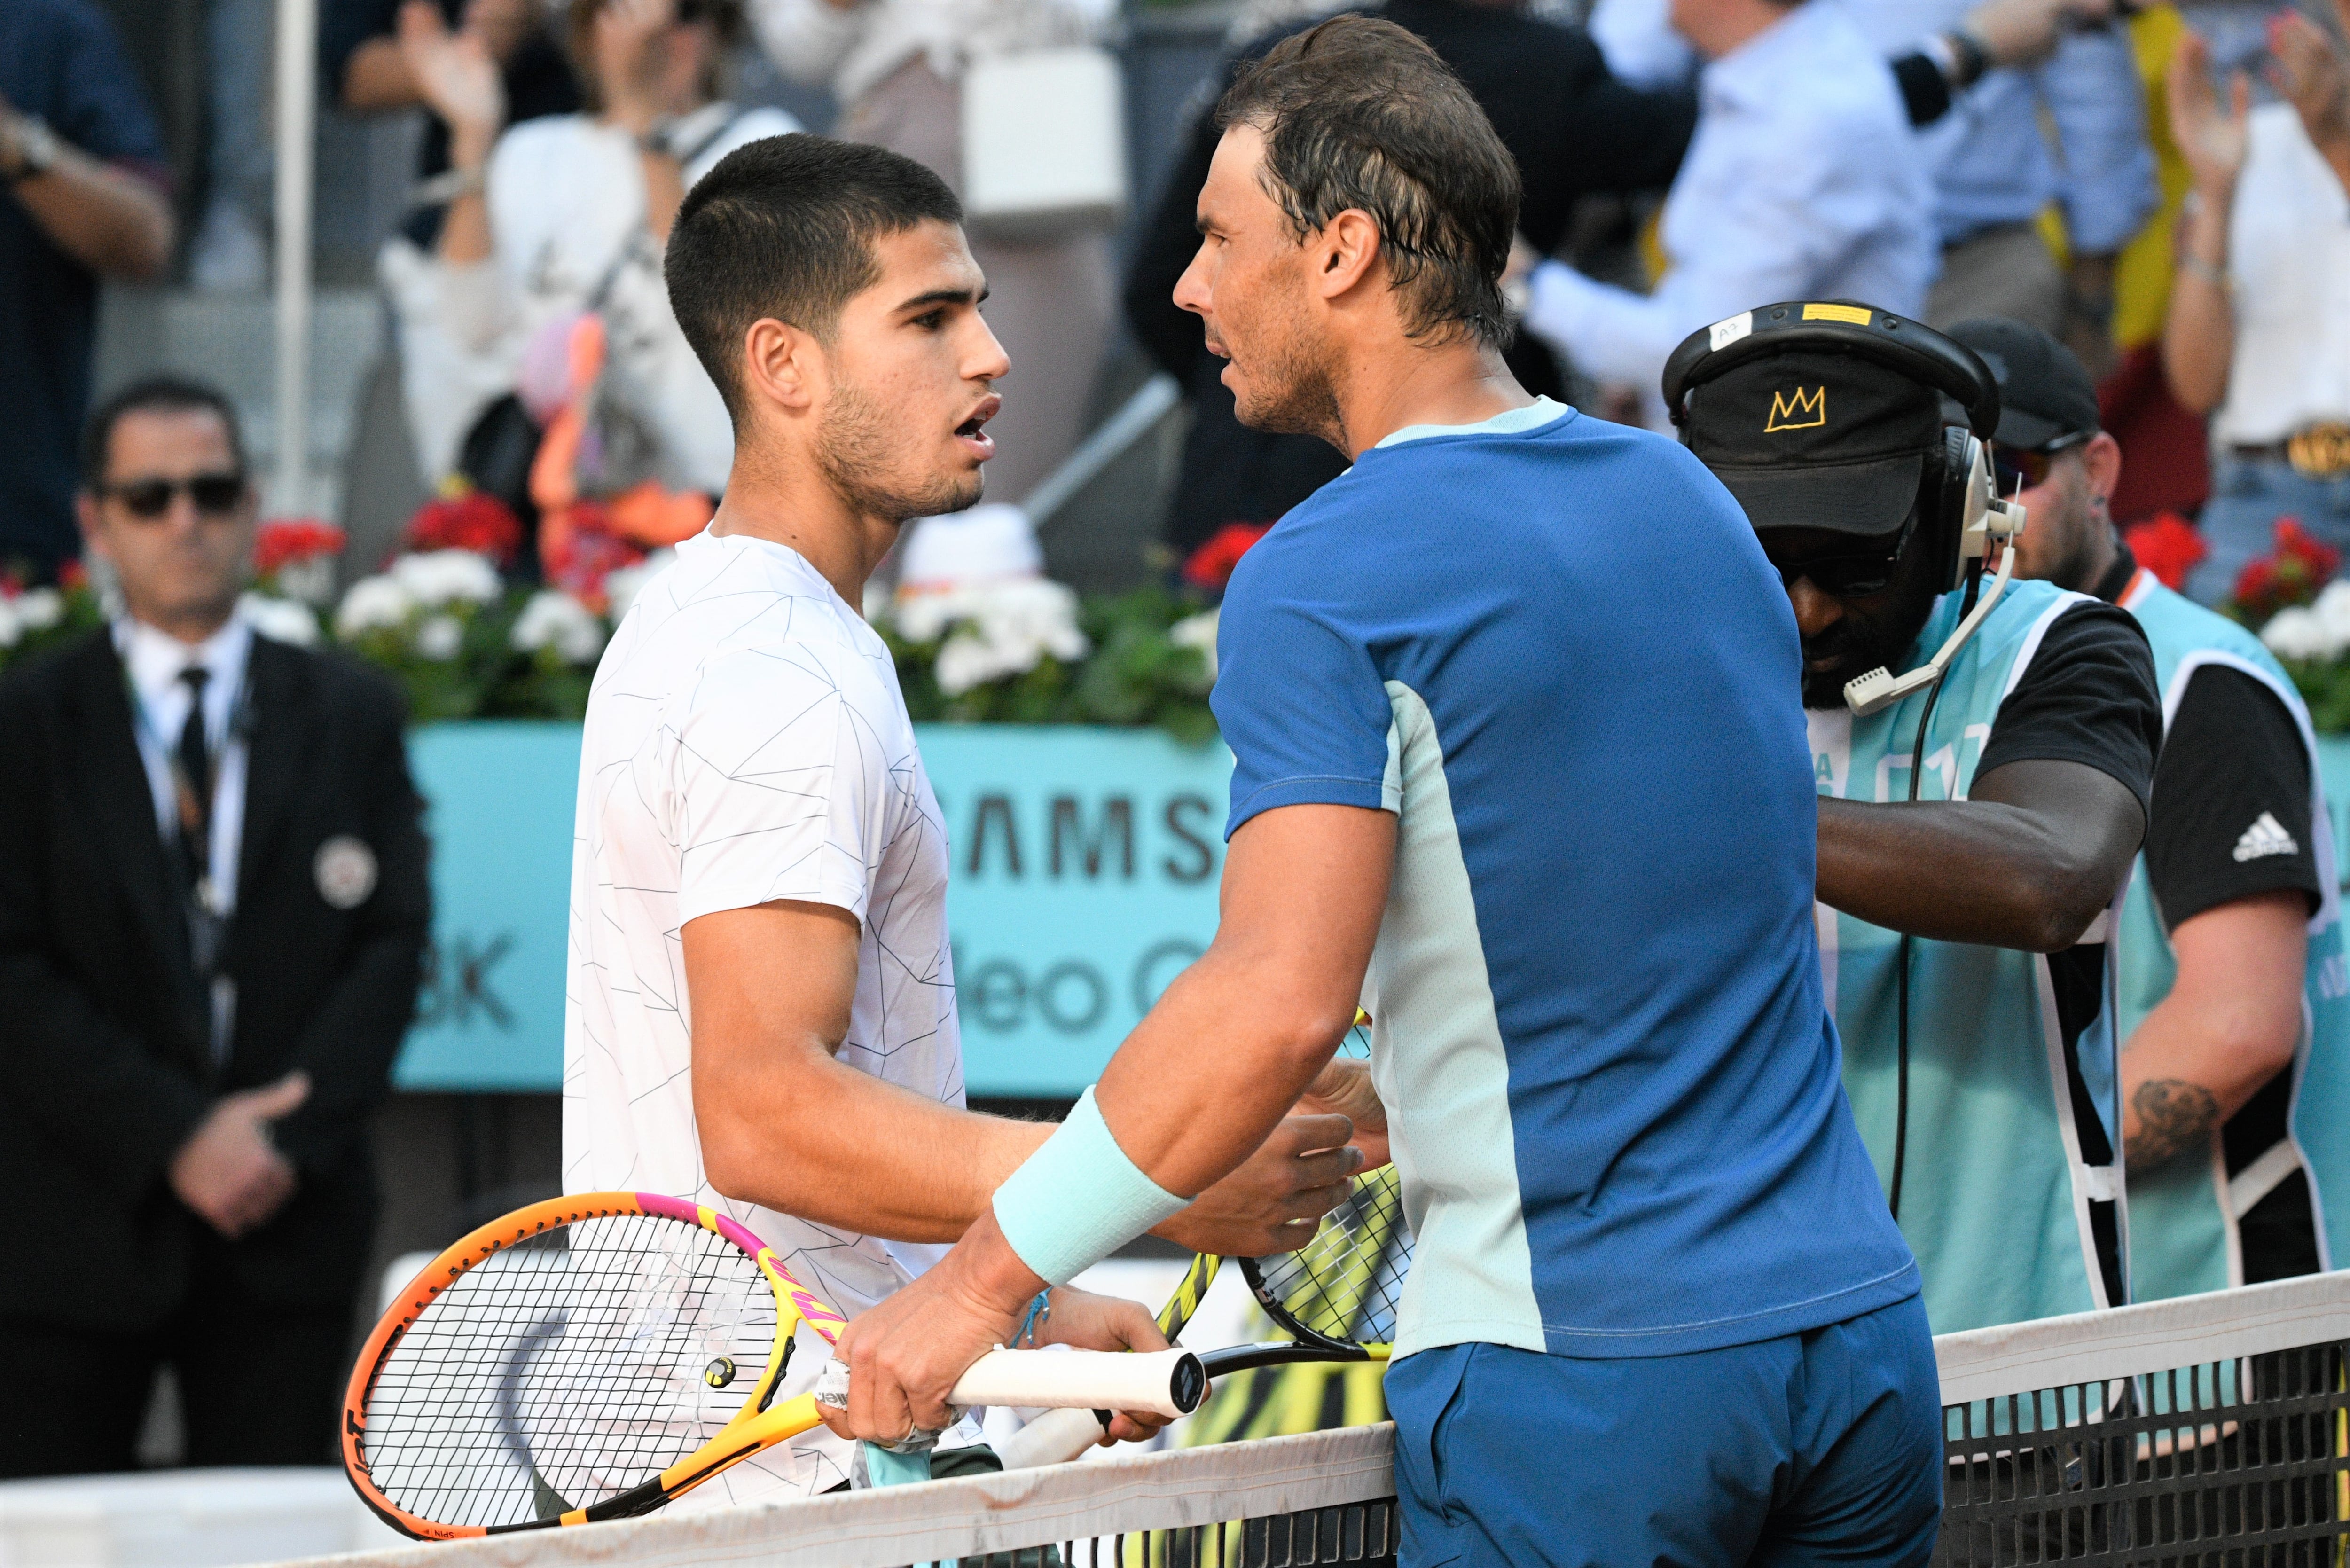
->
[1664,302,2163,1333]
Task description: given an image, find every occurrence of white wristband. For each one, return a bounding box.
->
[991,1087,1191,1286]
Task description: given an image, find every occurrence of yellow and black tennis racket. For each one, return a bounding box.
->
[999,1019,1410,1467]
[343,1192,1203,1538]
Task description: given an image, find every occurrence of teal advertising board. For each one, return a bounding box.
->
[395,722,1232,1097]
[395,728,2350,1095]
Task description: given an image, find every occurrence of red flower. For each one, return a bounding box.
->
[56,560,88,591]
[2232,517,2342,622]
[1182,523,1273,592]
[2121,513,2207,592]
[405,490,524,567]
[254,518,347,576]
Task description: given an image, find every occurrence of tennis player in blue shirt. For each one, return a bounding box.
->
[831,17,1941,1561]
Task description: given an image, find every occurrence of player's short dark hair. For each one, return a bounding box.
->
[1216,15,1519,351]
[80,376,247,489]
[666,133,964,418]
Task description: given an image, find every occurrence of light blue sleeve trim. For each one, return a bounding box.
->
[992,1086,1191,1286]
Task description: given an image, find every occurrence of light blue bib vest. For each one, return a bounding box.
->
[1809,577,2124,1334]
[2111,567,2349,1299]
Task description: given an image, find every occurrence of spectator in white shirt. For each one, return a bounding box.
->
[383,0,796,493]
[1522,0,1935,424]
[2163,0,2350,605]
[1842,0,2157,353]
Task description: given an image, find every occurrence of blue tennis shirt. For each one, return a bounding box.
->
[1213,400,1919,1360]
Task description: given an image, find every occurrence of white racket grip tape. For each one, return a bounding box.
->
[993,1405,1112,1470]
[812,1348,1204,1421]
[952,1347,1203,1418]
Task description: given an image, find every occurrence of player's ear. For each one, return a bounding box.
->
[1313,208,1384,305]
[741,316,820,416]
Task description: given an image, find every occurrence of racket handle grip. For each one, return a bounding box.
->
[951,1347,1205,1418]
[992,1405,1112,1470]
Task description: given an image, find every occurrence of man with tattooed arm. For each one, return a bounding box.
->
[1953,318,2349,1298]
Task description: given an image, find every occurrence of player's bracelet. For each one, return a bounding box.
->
[992,1086,1191,1286]
[1016,1289,1052,1348]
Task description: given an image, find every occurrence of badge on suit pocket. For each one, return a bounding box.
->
[315,835,379,910]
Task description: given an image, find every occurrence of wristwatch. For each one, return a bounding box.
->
[4,113,60,182]
[1926,29,1992,92]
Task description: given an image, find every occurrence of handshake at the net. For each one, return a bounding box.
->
[813,1055,1393,1451]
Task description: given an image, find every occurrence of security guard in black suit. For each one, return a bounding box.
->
[0,376,430,1474]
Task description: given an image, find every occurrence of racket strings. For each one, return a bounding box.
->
[1252,1163,1408,1348]
[1244,1019,1410,1348]
[358,1213,776,1531]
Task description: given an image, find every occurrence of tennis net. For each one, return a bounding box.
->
[283,1273,2350,1568]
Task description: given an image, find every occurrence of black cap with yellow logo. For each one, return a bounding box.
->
[1677,346,1943,539]
[1662,300,2000,541]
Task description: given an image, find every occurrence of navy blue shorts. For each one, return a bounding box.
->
[1385,1292,1942,1567]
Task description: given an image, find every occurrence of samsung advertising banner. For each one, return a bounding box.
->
[395,722,1232,1098]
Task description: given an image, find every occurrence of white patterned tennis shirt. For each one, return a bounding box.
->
[563,527,963,1501]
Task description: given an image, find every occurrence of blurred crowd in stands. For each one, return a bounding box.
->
[2,0,2348,604]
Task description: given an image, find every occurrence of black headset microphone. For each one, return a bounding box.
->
[1662,306,2029,1222]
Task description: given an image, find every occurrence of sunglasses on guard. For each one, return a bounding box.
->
[99,472,247,520]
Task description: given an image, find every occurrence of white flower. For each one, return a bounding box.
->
[2261,606,2340,663]
[934,631,998,696]
[0,598,20,650]
[335,574,416,638]
[924,578,1090,696]
[414,614,465,661]
[1168,608,1219,684]
[892,587,969,644]
[14,588,63,632]
[238,592,320,647]
[2312,580,2350,648]
[511,589,607,665]
[603,549,675,626]
[390,548,502,608]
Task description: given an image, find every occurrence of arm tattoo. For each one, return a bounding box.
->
[2128,1079,2222,1169]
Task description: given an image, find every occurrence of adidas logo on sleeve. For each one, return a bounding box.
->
[2234,811,2301,863]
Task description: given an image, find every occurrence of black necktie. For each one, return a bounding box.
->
[175,666,213,907]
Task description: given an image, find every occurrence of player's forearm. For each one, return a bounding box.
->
[1094,803,1393,1197]
[1094,944,1356,1200]
[697,1054,1050,1240]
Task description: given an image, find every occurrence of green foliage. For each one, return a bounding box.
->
[884,586,1220,743]
[334,594,599,722]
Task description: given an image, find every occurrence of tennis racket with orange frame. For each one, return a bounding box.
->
[343,1191,1204,1539]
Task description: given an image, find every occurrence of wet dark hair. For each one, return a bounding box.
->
[666,133,964,419]
[1217,15,1520,350]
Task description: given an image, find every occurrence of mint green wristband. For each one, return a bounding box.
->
[992,1087,1191,1286]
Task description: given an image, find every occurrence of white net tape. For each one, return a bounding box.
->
[1932,1271,2350,1408]
[300,1424,1394,1568]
